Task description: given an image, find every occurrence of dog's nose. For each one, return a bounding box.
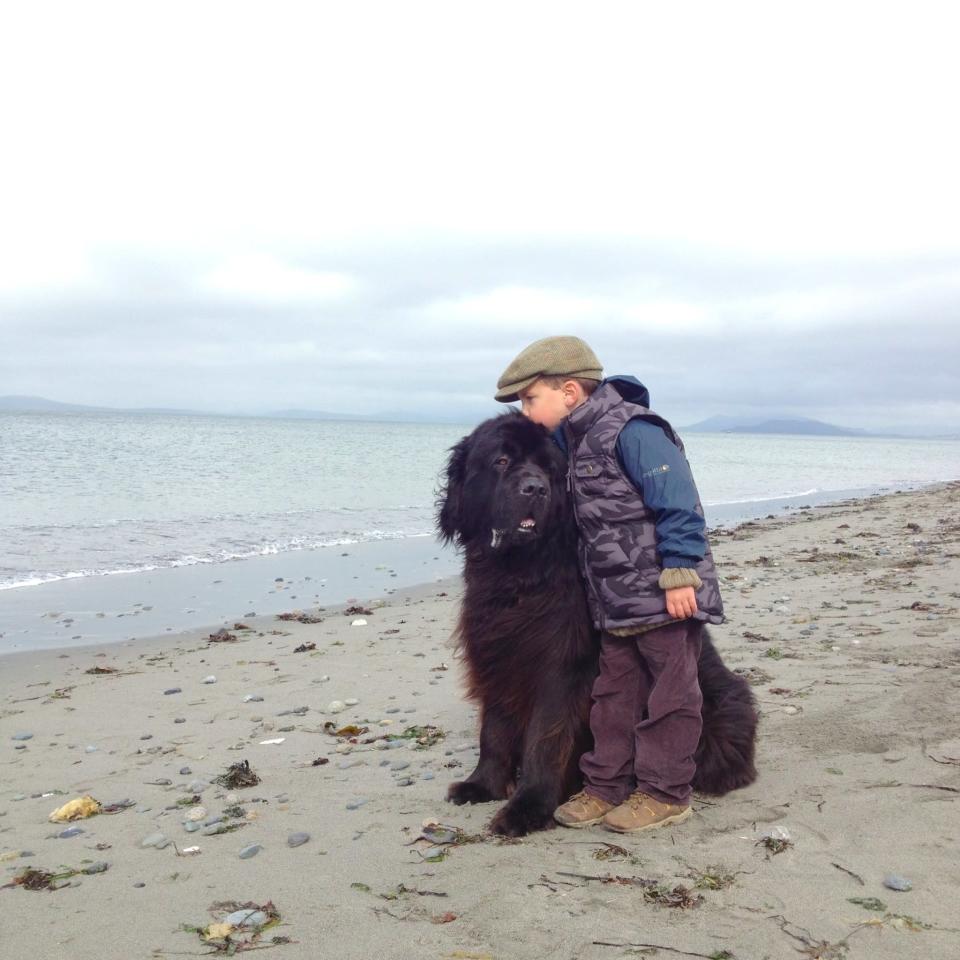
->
[520,477,548,497]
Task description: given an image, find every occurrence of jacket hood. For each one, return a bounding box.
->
[601,375,650,408]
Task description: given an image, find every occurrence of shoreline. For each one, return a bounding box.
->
[3,479,954,659]
[2,480,959,959]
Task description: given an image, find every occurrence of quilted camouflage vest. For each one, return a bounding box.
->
[563,382,724,631]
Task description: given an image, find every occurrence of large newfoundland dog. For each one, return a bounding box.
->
[437,412,757,837]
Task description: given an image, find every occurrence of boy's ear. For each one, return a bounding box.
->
[436,436,470,545]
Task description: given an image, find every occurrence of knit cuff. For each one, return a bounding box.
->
[658,567,703,590]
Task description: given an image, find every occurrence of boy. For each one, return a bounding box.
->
[494,335,724,832]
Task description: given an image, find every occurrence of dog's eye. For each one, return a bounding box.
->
[494,456,509,467]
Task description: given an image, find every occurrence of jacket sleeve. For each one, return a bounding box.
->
[615,418,707,571]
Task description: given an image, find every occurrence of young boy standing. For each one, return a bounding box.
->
[494,335,724,832]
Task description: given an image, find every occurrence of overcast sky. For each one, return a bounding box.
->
[1,2,958,432]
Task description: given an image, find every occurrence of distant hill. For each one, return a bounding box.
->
[0,395,479,426]
[684,415,872,437]
[0,395,211,416]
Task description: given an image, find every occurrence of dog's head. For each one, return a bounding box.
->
[436,411,570,553]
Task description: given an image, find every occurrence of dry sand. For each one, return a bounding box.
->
[2,483,959,960]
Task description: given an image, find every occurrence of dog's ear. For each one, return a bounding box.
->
[436,436,470,545]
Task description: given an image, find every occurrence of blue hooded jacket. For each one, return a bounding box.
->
[552,375,707,570]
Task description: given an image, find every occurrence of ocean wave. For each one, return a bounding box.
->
[0,527,435,591]
[703,488,820,507]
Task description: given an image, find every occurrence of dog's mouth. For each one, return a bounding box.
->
[490,517,538,549]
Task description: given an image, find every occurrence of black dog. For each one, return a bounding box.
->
[437,412,757,837]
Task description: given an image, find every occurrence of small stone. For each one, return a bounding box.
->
[187,780,207,794]
[420,771,435,780]
[287,832,310,847]
[238,843,262,859]
[82,861,109,874]
[183,821,200,833]
[345,798,368,810]
[351,618,367,626]
[390,760,410,771]
[85,745,98,753]
[140,734,153,741]
[327,700,346,714]
[385,707,400,714]
[11,733,33,741]
[164,688,181,695]
[244,695,264,703]
[185,806,207,822]
[783,706,799,716]
[760,825,791,842]
[202,815,223,827]
[202,675,217,684]
[58,826,84,839]
[179,766,192,776]
[224,908,269,927]
[338,758,362,769]
[395,778,414,787]
[883,874,913,892]
[174,718,186,724]
[141,832,170,849]
[344,698,360,706]
[133,881,146,888]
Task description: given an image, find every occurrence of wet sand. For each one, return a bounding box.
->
[2,483,959,959]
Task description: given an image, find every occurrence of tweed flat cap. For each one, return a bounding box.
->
[495,335,603,402]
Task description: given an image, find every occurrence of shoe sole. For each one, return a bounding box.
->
[603,806,692,833]
[553,814,608,828]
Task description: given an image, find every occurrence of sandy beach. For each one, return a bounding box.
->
[2,483,959,960]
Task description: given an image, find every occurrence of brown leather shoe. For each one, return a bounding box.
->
[602,791,692,833]
[553,790,615,828]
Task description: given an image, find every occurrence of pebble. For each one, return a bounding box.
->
[225,908,269,927]
[83,861,109,874]
[345,798,368,810]
[760,825,791,842]
[390,760,410,771]
[58,826,84,839]
[141,832,170,849]
[287,832,310,848]
[139,734,153,741]
[11,733,33,741]
[338,758,362,769]
[238,843,262,859]
[187,780,208,793]
[385,707,400,714]
[327,701,346,714]
[344,698,360,706]
[202,675,217,684]
[420,771,435,780]
[134,882,146,888]
[185,806,207,822]
[164,688,181,695]
[179,766,192,776]
[783,706,800,716]
[244,695,264,703]
[174,718,186,724]
[183,821,200,833]
[201,823,228,836]
[351,619,367,626]
[395,778,414,787]
[883,874,913,891]
[85,745,98,753]
[203,815,223,827]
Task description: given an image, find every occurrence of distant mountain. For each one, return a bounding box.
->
[684,415,872,437]
[0,395,480,426]
[0,395,210,415]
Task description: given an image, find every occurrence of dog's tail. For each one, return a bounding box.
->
[693,629,759,796]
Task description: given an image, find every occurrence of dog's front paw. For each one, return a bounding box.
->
[488,799,557,837]
[447,780,497,805]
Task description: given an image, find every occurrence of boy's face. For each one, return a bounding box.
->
[517,378,588,431]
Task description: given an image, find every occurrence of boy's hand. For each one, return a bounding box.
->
[665,586,698,619]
